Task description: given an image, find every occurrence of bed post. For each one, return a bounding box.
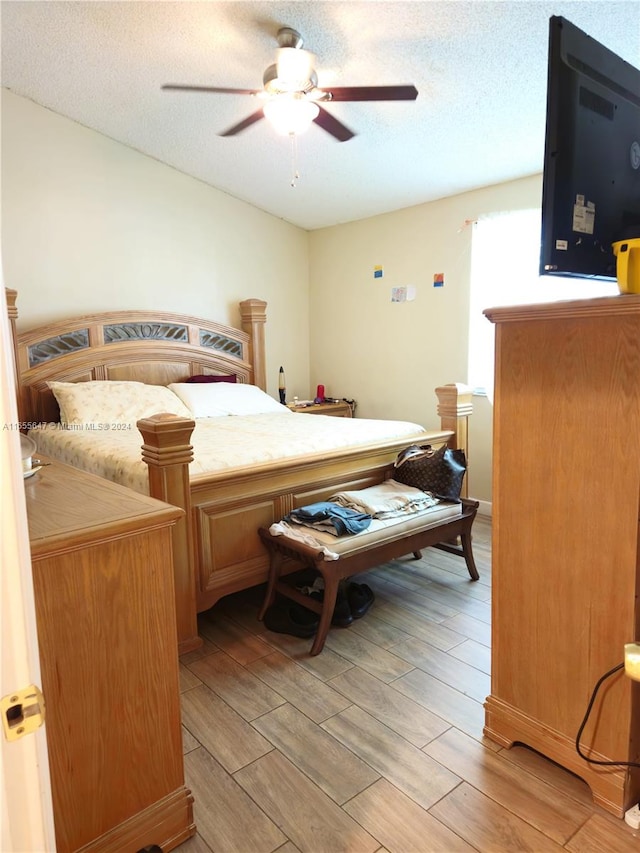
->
[436,383,473,498]
[239,299,267,391]
[137,413,202,655]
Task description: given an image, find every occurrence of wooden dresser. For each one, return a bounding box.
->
[484,295,640,818]
[25,459,195,852]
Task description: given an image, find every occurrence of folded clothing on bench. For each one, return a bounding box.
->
[269,481,461,560]
[331,479,438,518]
[285,501,373,535]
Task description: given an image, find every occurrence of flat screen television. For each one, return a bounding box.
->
[540,15,640,281]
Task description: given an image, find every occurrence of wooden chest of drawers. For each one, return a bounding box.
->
[484,296,640,817]
[26,459,195,852]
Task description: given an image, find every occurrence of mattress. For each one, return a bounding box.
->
[30,412,429,495]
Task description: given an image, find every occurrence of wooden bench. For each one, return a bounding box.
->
[258,497,480,655]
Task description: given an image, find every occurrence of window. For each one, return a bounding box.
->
[468,208,617,399]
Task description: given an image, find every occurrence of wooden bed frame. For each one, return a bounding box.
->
[7,289,473,653]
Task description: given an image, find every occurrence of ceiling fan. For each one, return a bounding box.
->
[162,26,418,142]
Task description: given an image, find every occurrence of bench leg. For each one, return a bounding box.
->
[309,569,340,656]
[460,529,480,581]
[258,549,283,620]
[434,529,480,581]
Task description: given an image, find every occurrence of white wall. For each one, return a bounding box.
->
[1,91,310,399]
[308,175,544,504]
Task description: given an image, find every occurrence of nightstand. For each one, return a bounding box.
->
[288,400,353,418]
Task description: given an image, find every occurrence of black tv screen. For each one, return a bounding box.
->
[540,16,640,281]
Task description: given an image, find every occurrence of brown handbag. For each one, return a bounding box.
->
[392,444,467,502]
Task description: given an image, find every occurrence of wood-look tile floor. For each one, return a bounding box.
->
[175,517,639,853]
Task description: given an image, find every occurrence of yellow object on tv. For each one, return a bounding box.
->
[613,238,640,294]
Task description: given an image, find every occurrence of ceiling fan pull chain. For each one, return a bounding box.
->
[290,133,300,188]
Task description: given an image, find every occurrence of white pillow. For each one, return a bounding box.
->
[168,382,291,417]
[48,380,193,427]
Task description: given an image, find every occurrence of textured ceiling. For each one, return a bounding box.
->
[1,1,639,230]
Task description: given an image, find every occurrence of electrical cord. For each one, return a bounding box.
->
[575,661,640,768]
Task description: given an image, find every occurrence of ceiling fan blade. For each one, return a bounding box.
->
[219,108,265,137]
[319,85,418,102]
[313,106,355,142]
[162,84,261,96]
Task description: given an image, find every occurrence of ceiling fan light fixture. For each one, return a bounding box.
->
[263,94,319,136]
[270,48,316,92]
[163,23,416,143]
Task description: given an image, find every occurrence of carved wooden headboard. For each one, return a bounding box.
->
[6,289,267,425]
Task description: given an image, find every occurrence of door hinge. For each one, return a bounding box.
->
[1,684,45,741]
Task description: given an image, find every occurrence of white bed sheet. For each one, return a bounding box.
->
[30,412,429,494]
